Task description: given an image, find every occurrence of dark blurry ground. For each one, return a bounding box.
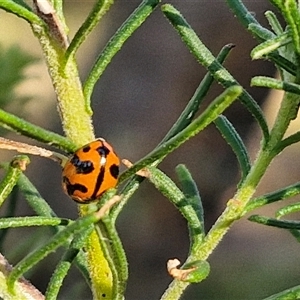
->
[1,1,300,299]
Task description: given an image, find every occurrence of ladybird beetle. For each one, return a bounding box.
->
[62,138,120,203]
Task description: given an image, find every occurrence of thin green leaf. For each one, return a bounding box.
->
[119,85,242,182]
[144,166,204,244]
[265,10,284,35]
[0,187,18,248]
[7,211,101,291]
[0,161,57,218]
[17,172,57,218]
[175,164,204,235]
[264,285,300,300]
[181,260,210,283]
[45,226,93,300]
[162,4,269,143]
[12,0,31,10]
[161,43,235,143]
[248,22,276,41]
[249,214,300,229]
[0,156,29,207]
[244,182,300,214]
[110,176,143,221]
[46,260,73,300]
[289,229,300,243]
[251,76,300,94]
[0,216,69,228]
[282,0,300,55]
[276,131,300,154]
[0,109,76,153]
[214,115,251,181]
[74,251,91,289]
[269,52,297,76]
[0,0,42,25]
[276,202,300,218]
[65,0,114,62]
[251,31,291,59]
[83,0,160,113]
[226,0,260,29]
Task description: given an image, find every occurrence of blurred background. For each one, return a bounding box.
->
[1,0,300,299]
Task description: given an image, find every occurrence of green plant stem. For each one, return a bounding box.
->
[31,25,94,146]
[95,221,125,300]
[101,217,128,299]
[30,10,115,299]
[161,86,300,300]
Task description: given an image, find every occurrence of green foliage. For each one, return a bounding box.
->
[0,45,37,104]
[0,0,300,299]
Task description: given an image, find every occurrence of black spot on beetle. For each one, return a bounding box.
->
[110,164,119,179]
[70,155,94,174]
[97,145,110,157]
[91,166,105,199]
[63,176,88,196]
[82,145,91,152]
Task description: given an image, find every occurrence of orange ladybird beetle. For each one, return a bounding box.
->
[62,138,120,203]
